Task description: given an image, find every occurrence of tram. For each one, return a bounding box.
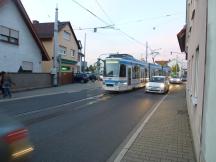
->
[102,54,170,92]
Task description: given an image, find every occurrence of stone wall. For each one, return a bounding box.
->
[9,73,52,92]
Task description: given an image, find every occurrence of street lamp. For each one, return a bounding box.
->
[149,48,161,63]
[96,53,109,77]
[150,51,160,63]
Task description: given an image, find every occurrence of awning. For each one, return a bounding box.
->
[177,25,186,52]
[61,59,77,65]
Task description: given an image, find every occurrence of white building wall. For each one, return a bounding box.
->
[202,0,216,161]
[185,0,207,160]
[0,0,42,72]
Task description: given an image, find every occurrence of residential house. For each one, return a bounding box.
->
[33,21,83,84]
[0,0,49,73]
[177,0,216,161]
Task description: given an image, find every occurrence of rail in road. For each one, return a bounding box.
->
[0,84,184,162]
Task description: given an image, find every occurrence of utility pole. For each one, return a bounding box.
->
[52,5,59,86]
[83,33,86,72]
[145,41,148,62]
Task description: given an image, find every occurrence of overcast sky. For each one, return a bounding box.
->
[21,0,186,65]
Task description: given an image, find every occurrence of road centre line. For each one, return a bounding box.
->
[0,91,69,103]
[15,94,104,117]
[113,93,168,162]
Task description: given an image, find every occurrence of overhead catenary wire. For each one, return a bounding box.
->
[71,0,147,48]
[94,0,114,25]
[71,0,110,25]
[93,0,147,47]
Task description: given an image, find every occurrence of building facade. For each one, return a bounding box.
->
[33,21,83,84]
[0,0,49,73]
[178,0,216,161]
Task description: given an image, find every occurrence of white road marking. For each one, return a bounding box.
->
[0,91,69,103]
[113,94,168,162]
[0,86,101,103]
[15,94,104,117]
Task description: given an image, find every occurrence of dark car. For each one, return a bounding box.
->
[0,114,34,162]
[88,73,97,81]
[181,75,187,82]
[74,73,89,83]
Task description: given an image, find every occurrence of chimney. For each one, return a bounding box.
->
[33,20,39,24]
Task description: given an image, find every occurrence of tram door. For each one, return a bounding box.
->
[128,68,132,85]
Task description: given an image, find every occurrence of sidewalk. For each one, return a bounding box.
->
[121,86,195,162]
[0,81,102,101]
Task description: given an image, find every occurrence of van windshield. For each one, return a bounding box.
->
[150,77,165,83]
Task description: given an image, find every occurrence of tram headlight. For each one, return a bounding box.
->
[122,81,127,85]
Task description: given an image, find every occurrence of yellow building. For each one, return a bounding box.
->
[33,21,83,84]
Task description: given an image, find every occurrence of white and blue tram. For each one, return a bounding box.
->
[102,54,170,92]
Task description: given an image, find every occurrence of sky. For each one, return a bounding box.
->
[21,0,186,65]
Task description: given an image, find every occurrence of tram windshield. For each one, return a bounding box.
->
[105,61,119,77]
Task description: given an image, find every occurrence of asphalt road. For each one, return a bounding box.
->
[0,86,173,162]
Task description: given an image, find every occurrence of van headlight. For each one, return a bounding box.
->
[146,83,149,87]
[160,84,165,88]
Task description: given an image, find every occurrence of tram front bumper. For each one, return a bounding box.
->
[103,84,127,91]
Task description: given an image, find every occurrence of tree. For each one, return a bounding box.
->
[85,67,90,72]
[171,64,180,76]
[88,65,96,73]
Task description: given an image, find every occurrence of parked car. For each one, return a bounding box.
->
[169,76,183,84]
[145,76,169,94]
[86,73,97,81]
[0,114,34,162]
[74,73,89,83]
[181,75,187,82]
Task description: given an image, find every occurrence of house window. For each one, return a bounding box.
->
[70,49,75,57]
[63,31,71,41]
[192,46,199,98]
[77,55,81,61]
[18,61,33,73]
[0,25,19,45]
[59,46,67,55]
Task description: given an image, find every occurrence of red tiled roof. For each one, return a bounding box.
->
[155,60,169,66]
[33,21,82,49]
[11,0,50,61]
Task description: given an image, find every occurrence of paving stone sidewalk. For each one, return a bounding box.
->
[121,86,196,162]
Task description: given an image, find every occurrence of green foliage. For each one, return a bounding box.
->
[171,64,180,75]
[88,65,96,73]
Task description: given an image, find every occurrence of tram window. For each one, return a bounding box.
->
[120,64,126,77]
[137,66,140,79]
[132,66,136,79]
